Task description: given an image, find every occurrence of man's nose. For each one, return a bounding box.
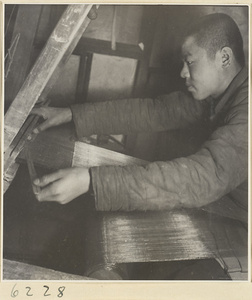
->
[180,63,190,79]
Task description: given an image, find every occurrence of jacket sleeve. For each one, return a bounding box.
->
[91,92,248,211]
[70,91,207,138]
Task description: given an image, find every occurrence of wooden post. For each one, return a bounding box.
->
[126,6,159,160]
[75,53,93,103]
[133,5,159,97]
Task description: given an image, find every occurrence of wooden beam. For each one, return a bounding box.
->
[4,4,93,154]
[35,37,145,61]
[74,37,144,60]
[72,141,147,168]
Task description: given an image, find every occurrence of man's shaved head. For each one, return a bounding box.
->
[184,13,245,67]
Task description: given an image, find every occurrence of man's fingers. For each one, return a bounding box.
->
[33,168,89,204]
[33,120,52,134]
[37,191,69,204]
[31,107,72,133]
[31,107,50,133]
[30,107,48,118]
[36,186,60,202]
[33,170,65,187]
[36,180,69,204]
[30,107,43,116]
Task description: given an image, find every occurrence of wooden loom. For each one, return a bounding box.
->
[3,5,248,280]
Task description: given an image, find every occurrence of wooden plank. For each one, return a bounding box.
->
[4,4,93,153]
[35,37,145,60]
[4,5,42,109]
[38,8,97,104]
[74,37,144,60]
[17,127,147,170]
[72,141,147,168]
[3,259,93,280]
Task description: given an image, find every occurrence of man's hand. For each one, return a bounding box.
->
[33,167,91,204]
[31,107,73,133]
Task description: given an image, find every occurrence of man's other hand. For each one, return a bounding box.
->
[33,167,91,204]
[31,107,73,133]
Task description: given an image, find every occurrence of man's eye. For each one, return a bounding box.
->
[186,61,193,66]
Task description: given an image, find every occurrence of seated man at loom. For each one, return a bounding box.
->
[31,13,248,277]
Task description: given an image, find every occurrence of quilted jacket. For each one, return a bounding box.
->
[71,67,248,223]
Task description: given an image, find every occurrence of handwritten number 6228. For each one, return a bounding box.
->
[11,284,65,298]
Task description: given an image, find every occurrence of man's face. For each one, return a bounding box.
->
[180,36,224,100]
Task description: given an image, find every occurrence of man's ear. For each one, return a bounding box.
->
[220,47,233,68]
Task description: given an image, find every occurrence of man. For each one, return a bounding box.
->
[31,13,248,223]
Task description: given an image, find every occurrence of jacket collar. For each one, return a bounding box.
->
[214,67,248,115]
